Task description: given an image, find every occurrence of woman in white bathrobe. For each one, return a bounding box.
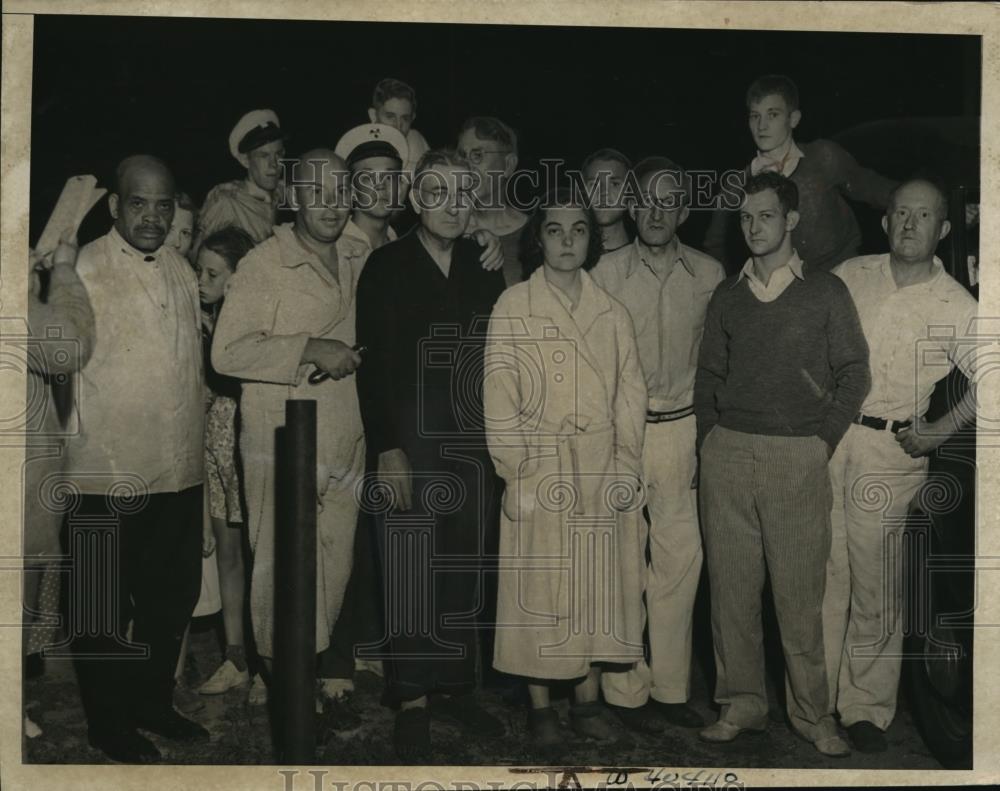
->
[483,193,648,745]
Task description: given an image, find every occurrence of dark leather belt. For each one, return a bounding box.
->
[647,405,694,424]
[854,413,912,434]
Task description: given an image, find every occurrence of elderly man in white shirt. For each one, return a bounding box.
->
[594,157,725,734]
[824,179,978,754]
[65,155,207,763]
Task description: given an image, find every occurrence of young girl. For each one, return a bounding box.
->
[165,192,198,261]
[483,191,648,745]
[193,226,256,696]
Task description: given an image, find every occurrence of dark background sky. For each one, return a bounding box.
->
[29,14,981,246]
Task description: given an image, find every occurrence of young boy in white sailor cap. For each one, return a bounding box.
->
[335,122,410,253]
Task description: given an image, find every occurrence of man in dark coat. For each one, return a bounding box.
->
[356,148,506,760]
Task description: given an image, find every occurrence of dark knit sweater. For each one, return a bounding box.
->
[703,139,898,274]
[694,268,870,450]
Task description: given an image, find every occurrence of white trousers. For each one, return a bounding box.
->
[822,423,928,729]
[602,415,702,706]
[241,422,363,660]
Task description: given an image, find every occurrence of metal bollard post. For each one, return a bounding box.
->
[275,399,317,764]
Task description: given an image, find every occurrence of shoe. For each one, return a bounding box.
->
[173,680,205,715]
[354,657,384,677]
[814,734,852,758]
[317,682,362,731]
[608,702,667,734]
[198,659,250,695]
[652,700,705,728]
[133,707,210,742]
[570,702,625,743]
[316,678,353,715]
[24,714,43,739]
[318,677,354,699]
[846,720,887,753]
[88,725,161,763]
[698,717,767,743]
[247,674,268,706]
[529,707,567,747]
[394,706,431,761]
[430,693,505,737]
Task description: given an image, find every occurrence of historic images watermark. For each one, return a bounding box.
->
[275,159,747,214]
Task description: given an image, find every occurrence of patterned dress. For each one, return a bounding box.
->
[204,319,243,523]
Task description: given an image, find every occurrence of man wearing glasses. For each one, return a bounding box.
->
[593,156,725,735]
[356,148,506,760]
[457,116,529,287]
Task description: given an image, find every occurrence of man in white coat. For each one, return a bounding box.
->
[212,149,369,710]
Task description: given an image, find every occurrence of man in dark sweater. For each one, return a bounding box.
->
[703,74,897,274]
[694,172,870,758]
[356,148,507,760]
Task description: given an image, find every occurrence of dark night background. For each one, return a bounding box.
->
[29,14,981,249]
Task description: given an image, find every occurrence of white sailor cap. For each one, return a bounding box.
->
[334,123,408,169]
[229,109,285,161]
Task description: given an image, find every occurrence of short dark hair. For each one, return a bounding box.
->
[887,177,950,219]
[458,116,518,155]
[199,226,256,271]
[743,171,799,215]
[746,74,800,111]
[519,189,604,280]
[632,155,691,207]
[581,147,632,173]
[372,78,417,111]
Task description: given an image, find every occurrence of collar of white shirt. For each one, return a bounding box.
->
[867,254,947,290]
[750,139,806,177]
[737,251,805,302]
[243,176,275,204]
[625,237,694,280]
[108,225,162,263]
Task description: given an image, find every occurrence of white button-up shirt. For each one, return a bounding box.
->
[66,228,204,494]
[834,254,978,421]
[212,222,370,482]
[592,238,724,412]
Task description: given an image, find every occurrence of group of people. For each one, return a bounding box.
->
[23,74,979,764]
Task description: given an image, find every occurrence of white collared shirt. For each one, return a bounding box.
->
[342,217,397,257]
[739,252,806,303]
[750,139,806,178]
[66,227,204,494]
[834,253,979,421]
[592,237,725,411]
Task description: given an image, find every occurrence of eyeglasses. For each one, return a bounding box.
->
[459,148,509,165]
